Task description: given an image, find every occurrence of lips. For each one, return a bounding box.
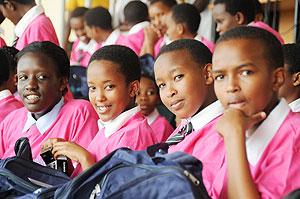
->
[96,104,112,114]
[170,99,184,111]
[227,100,246,109]
[23,93,41,104]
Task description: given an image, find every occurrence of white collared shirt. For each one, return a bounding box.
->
[98,106,140,138]
[75,39,98,55]
[101,29,121,47]
[22,98,64,135]
[0,89,12,101]
[289,98,300,112]
[15,5,44,37]
[246,99,291,166]
[128,21,150,34]
[145,108,159,125]
[184,100,224,131]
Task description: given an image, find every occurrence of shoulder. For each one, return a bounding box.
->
[61,99,98,117]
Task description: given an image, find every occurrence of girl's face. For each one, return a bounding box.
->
[87,60,139,122]
[70,16,90,44]
[154,50,210,119]
[149,2,171,35]
[17,53,67,119]
[136,76,159,116]
[212,39,284,116]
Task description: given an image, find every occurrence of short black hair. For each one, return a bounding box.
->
[213,0,255,24]
[149,0,177,7]
[124,1,148,26]
[70,7,89,19]
[84,7,112,30]
[158,39,212,66]
[283,43,300,74]
[17,41,70,79]
[89,45,141,84]
[0,50,10,85]
[217,26,283,69]
[0,46,19,75]
[171,3,200,35]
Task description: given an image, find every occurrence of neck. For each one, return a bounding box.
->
[15,4,35,24]
[193,85,217,117]
[101,29,113,42]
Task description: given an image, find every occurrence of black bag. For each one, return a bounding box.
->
[0,137,70,198]
[55,144,211,199]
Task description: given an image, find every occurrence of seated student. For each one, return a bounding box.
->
[154,39,220,152]
[43,45,157,175]
[278,43,300,112]
[164,3,214,52]
[0,41,99,161]
[116,1,150,55]
[199,26,300,198]
[84,7,121,48]
[69,7,98,68]
[212,0,284,44]
[136,74,174,142]
[0,48,23,122]
[0,0,59,50]
[140,0,177,57]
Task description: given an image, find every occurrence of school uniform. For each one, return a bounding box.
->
[196,99,300,199]
[168,100,223,154]
[146,109,174,143]
[248,21,285,44]
[71,106,157,176]
[0,98,99,161]
[0,37,6,47]
[15,5,59,50]
[194,34,215,53]
[101,29,121,47]
[116,21,150,55]
[70,39,98,67]
[0,90,23,123]
[289,98,300,112]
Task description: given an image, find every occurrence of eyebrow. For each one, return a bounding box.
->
[212,63,257,73]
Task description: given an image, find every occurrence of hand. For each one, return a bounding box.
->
[41,138,65,151]
[144,25,161,44]
[216,108,266,141]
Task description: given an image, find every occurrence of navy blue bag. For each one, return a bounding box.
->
[0,137,70,198]
[55,145,211,199]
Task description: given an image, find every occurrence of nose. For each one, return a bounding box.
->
[25,77,38,90]
[226,76,240,93]
[216,23,221,33]
[95,89,106,102]
[167,84,177,98]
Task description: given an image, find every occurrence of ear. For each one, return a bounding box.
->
[176,23,184,35]
[235,12,246,25]
[272,67,285,91]
[3,0,16,10]
[59,77,68,92]
[129,80,140,98]
[292,72,300,86]
[204,64,214,85]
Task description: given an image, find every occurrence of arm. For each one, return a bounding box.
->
[140,25,161,57]
[216,108,266,199]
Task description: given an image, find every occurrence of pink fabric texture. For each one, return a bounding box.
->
[0,95,23,123]
[150,115,174,142]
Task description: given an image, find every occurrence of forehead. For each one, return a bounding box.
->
[70,17,84,26]
[88,59,124,79]
[149,2,170,15]
[212,3,228,16]
[140,76,155,86]
[17,52,58,72]
[212,39,268,70]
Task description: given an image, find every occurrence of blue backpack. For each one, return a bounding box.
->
[55,145,211,199]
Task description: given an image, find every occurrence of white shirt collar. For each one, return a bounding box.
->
[97,106,140,138]
[101,29,121,47]
[76,39,98,55]
[189,100,224,131]
[246,99,291,166]
[128,21,150,34]
[289,98,300,112]
[22,97,64,134]
[15,5,45,37]
[145,108,159,125]
[0,89,12,101]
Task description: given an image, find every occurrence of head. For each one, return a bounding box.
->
[211,26,284,117]
[88,45,140,122]
[154,39,213,119]
[0,0,36,25]
[0,46,19,93]
[16,41,69,119]
[149,0,177,35]
[136,74,159,116]
[165,3,200,41]
[124,1,149,27]
[212,0,255,35]
[278,43,300,103]
[70,7,90,44]
[84,6,112,42]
